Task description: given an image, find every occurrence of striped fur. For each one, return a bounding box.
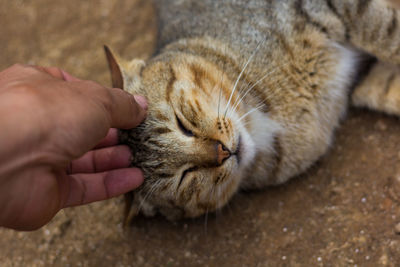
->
[108,0,400,221]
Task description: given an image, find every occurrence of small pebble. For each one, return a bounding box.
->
[282,256,287,260]
[317,257,322,262]
[394,222,400,234]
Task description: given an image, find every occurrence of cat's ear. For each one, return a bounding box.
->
[104,45,145,92]
[104,45,124,89]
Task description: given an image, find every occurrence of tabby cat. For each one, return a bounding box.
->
[105,0,400,221]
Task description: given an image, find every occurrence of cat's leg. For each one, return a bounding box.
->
[351,62,400,115]
[302,0,400,64]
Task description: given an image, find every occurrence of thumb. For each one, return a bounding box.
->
[103,88,148,129]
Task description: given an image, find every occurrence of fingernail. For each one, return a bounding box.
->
[134,95,148,111]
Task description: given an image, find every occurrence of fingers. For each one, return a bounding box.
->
[62,168,144,207]
[6,64,148,130]
[68,145,131,174]
[33,66,65,80]
[94,128,119,149]
[40,66,149,130]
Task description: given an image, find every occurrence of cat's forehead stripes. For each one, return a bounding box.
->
[194,99,203,113]
[190,63,208,89]
[169,41,265,101]
[153,111,169,122]
[152,127,173,134]
[165,64,177,103]
[166,55,241,109]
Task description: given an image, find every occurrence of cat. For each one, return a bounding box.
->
[104,0,400,222]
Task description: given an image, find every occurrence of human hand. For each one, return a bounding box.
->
[0,64,147,230]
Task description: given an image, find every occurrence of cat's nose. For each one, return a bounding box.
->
[216,141,231,166]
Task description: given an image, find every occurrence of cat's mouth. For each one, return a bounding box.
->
[233,135,242,164]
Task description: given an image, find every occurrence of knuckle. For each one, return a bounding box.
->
[48,66,64,75]
[82,80,110,95]
[12,79,41,97]
[48,66,61,71]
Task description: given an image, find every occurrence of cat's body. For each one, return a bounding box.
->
[108,0,400,220]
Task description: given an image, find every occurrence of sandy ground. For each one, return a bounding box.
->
[1,0,400,266]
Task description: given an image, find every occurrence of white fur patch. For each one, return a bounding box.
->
[235,108,282,169]
[316,43,360,147]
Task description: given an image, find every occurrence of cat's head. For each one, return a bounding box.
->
[104,46,268,221]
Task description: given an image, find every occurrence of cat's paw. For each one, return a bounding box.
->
[352,62,400,116]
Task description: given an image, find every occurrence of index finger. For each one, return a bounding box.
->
[94,128,119,149]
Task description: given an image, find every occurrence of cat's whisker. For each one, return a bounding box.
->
[229,67,279,117]
[223,39,264,119]
[217,45,227,119]
[138,180,162,212]
[237,103,266,122]
[234,72,254,103]
[241,118,266,127]
[210,83,218,95]
[217,83,224,119]
[217,183,222,215]
[204,184,217,233]
[214,189,221,221]
[228,61,291,117]
[241,120,267,129]
[227,77,253,116]
[204,207,209,234]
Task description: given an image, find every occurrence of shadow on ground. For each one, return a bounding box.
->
[1,0,400,266]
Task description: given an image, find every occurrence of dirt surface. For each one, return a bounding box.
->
[1,0,400,266]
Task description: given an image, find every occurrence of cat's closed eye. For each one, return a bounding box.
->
[175,115,194,137]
